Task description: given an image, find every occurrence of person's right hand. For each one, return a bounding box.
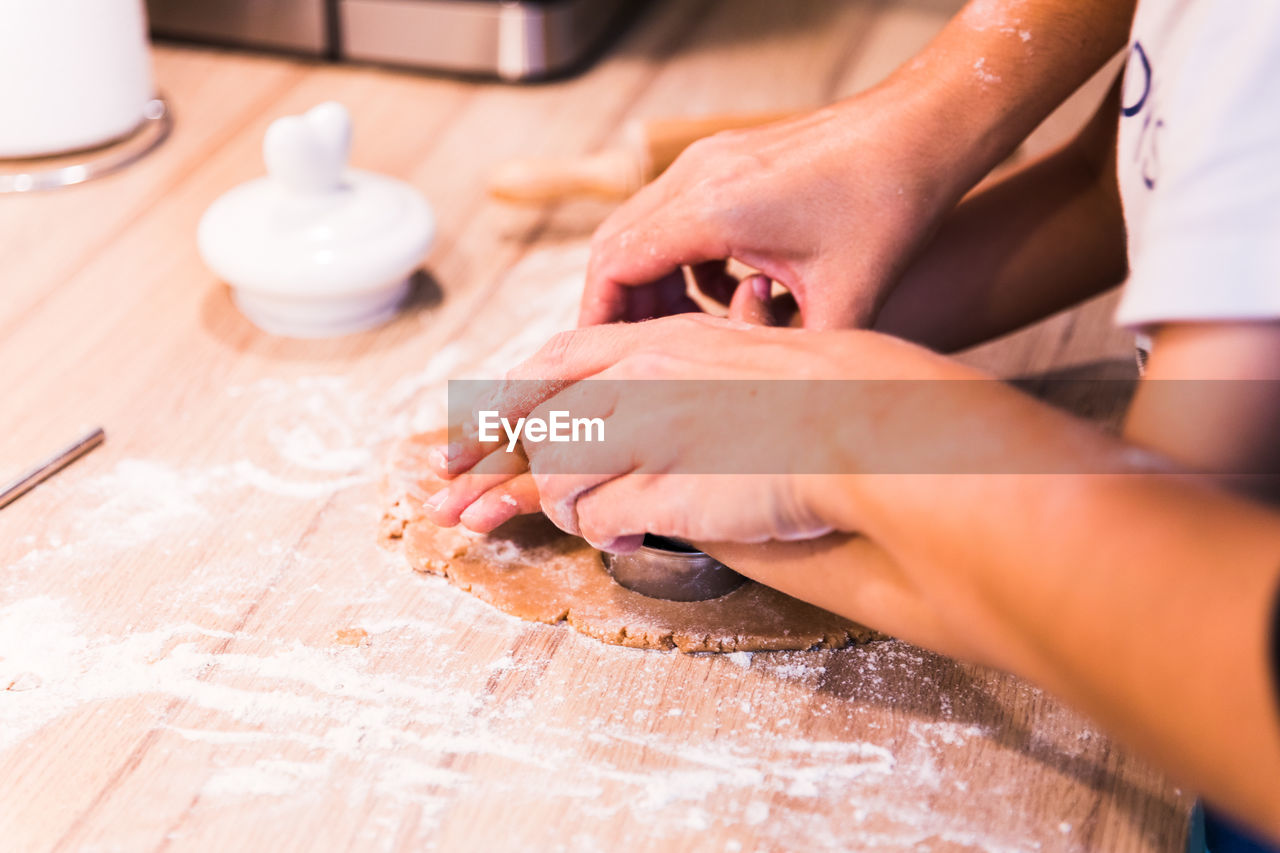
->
[580,0,1142,331]
[579,89,964,330]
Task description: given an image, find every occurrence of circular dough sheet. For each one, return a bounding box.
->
[381,432,874,653]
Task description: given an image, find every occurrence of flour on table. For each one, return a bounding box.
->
[0,243,1137,851]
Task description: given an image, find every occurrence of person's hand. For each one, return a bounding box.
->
[579,0,1142,332]
[422,310,971,549]
[420,278,790,534]
[579,87,968,330]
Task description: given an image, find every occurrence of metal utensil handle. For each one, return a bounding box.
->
[0,427,106,510]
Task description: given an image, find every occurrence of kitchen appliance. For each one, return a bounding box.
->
[146,0,645,81]
[0,0,169,192]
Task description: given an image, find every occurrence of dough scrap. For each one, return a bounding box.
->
[381,432,875,653]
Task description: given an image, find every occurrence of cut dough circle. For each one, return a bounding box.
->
[382,432,874,653]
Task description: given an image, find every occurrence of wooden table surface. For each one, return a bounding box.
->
[1,1,1191,850]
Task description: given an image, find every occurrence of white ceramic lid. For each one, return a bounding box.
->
[197,102,435,337]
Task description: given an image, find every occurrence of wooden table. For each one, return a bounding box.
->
[1,1,1190,850]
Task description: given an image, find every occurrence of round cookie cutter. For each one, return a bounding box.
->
[602,534,747,602]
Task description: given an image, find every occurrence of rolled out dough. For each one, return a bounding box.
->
[381,432,874,653]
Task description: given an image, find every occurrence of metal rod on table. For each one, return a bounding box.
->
[0,427,105,510]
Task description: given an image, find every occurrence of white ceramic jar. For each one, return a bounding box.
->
[198,102,437,338]
[0,0,155,157]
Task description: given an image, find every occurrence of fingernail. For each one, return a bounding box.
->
[585,534,636,554]
[546,497,580,537]
[428,447,448,472]
[607,534,644,554]
[752,276,771,301]
[424,488,449,513]
[461,493,520,532]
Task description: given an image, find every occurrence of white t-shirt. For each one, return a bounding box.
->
[1115,0,1280,329]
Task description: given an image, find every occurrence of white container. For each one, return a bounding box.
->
[0,0,155,158]
[198,102,436,338]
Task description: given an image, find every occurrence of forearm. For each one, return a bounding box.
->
[853,0,1135,205]
[1126,322,1280,502]
[713,420,1280,838]
[874,79,1127,352]
[704,533,991,662]
[708,469,1280,841]
[874,147,1125,351]
[831,391,1280,838]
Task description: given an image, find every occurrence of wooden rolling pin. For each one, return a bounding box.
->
[488,110,799,205]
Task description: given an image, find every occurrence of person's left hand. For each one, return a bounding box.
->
[422,308,966,551]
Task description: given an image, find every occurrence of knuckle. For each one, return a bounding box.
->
[507,331,576,381]
[688,184,741,231]
[588,224,632,273]
[585,231,628,290]
[575,494,602,536]
[540,330,578,364]
[529,466,552,490]
[588,224,614,257]
[617,349,677,379]
[680,132,731,164]
[525,444,551,477]
[611,356,653,380]
[675,136,715,166]
[669,312,717,333]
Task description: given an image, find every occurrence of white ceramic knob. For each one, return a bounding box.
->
[198,102,435,338]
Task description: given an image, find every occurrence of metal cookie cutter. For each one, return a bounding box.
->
[602,534,747,602]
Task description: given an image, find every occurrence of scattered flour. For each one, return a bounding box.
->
[0,244,1137,850]
[973,57,1002,84]
[762,660,825,681]
[0,582,1100,850]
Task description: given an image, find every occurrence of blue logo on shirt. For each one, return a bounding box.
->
[1123,41,1162,190]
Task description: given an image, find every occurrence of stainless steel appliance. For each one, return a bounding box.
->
[146,0,644,81]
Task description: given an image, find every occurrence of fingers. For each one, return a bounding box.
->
[425,382,622,533]
[573,474,662,553]
[423,448,529,527]
[443,314,738,480]
[729,274,776,326]
[505,325,632,383]
[426,428,504,480]
[533,464,637,543]
[579,204,731,327]
[504,319,705,385]
[524,383,634,539]
[794,275,875,331]
[439,325,638,476]
[575,184,670,327]
[457,472,540,533]
[728,274,803,328]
